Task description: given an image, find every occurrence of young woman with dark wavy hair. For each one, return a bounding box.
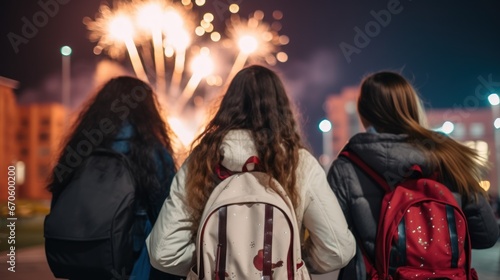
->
[147,65,356,277]
[46,76,179,279]
[327,71,499,279]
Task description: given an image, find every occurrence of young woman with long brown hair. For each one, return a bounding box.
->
[147,65,356,277]
[327,71,499,279]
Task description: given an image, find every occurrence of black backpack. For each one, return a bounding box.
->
[44,149,137,279]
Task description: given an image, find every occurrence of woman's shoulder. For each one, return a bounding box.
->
[297,148,317,165]
[296,149,325,175]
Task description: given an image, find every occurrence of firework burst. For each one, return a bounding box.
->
[84,0,289,147]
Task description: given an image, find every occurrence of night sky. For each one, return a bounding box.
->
[1,0,500,156]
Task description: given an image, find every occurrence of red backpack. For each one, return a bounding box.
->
[341,151,477,280]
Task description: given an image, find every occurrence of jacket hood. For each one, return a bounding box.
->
[220,130,258,172]
[344,132,432,186]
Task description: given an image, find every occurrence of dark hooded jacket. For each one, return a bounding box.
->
[327,132,499,279]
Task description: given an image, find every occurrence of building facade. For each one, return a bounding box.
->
[1,77,67,202]
[0,77,19,201]
[16,104,67,200]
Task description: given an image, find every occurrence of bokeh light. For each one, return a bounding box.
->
[442,121,455,134]
[494,118,500,129]
[319,119,332,133]
[61,46,72,56]
[489,93,500,106]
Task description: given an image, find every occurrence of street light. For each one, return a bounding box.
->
[319,119,333,170]
[488,93,500,106]
[441,121,455,135]
[61,46,72,115]
[488,93,500,203]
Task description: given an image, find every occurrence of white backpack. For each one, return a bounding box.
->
[187,162,311,280]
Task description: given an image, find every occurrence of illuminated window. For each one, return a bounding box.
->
[464,140,488,165]
[15,161,26,185]
[469,123,484,138]
[475,141,489,160]
[452,123,465,139]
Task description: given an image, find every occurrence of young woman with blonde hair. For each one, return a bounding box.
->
[327,71,499,279]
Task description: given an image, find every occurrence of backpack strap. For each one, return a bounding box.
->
[340,151,431,191]
[263,205,274,279]
[216,207,227,280]
[339,151,391,192]
[340,150,388,278]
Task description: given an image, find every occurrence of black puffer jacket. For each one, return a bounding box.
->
[327,132,499,279]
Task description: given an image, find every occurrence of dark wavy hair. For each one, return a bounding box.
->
[185,65,305,236]
[47,76,176,207]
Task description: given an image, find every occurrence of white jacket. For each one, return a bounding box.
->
[147,130,356,276]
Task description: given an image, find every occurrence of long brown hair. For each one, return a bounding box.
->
[185,65,304,235]
[357,71,488,200]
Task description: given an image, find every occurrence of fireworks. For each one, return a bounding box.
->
[224,10,288,83]
[84,0,288,146]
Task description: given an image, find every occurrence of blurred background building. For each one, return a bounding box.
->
[17,104,67,200]
[0,76,19,201]
[0,76,67,202]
